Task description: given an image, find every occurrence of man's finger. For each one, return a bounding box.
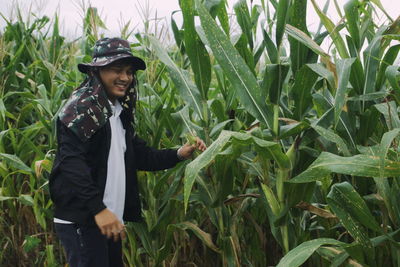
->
[106,228,113,239]
[113,231,120,242]
[120,230,126,240]
[99,226,106,236]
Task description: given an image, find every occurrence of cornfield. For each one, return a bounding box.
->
[1,0,400,266]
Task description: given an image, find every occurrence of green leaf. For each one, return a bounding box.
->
[307,63,336,89]
[375,101,400,129]
[334,58,356,127]
[131,222,156,258]
[363,35,382,97]
[328,182,382,233]
[262,28,278,64]
[275,0,291,48]
[279,121,310,139]
[184,130,289,212]
[327,182,377,263]
[312,125,351,156]
[171,11,185,54]
[180,0,211,99]
[23,235,41,253]
[292,65,318,120]
[18,194,34,206]
[209,119,234,138]
[285,25,330,61]
[276,238,344,267]
[0,153,32,173]
[266,64,290,104]
[234,0,253,49]
[371,0,393,21]
[289,152,400,183]
[344,0,361,50]
[174,221,221,253]
[216,0,230,36]
[260,183,280,216]
[234,34,255,71]
[0,196,15,201]
[0,98,6,123]
[349,58,365,95]
[288,0,312,75]
[310,0,349,58]
[379,128,400,177]
[376,45,400,90]
[385,65,400,91]
[197,0,273,127]
[148,36,204,120]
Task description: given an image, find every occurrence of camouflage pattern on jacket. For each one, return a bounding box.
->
[59,76,113,141]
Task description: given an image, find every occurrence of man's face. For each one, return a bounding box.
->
[98,62,134,103]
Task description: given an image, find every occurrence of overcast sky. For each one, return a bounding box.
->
[0,0,399,41]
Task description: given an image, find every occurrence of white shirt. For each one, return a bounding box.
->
[54,100,127,224]
[102,100,126,222]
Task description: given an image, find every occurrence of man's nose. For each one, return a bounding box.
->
[120,72,130,81]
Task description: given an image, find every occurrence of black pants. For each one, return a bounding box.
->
[55,223,123,267]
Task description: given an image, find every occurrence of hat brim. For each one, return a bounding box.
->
[78,54,146,74]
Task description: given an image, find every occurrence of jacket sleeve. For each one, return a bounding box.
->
[56,121,106,216]
[132,135,182,171]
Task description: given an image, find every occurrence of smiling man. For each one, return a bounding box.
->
[49,37,206,267]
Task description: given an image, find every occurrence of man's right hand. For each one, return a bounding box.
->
[94,208,126,242]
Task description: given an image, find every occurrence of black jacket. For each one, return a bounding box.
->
[49,109,181,225]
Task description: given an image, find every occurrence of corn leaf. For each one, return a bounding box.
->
[0,153,32,173]
[285,25,330,60]
[277,238,344,267]
[275,0,291,48]
[184,130,289,212]
[288,0,312,75]
[266,63,290,105]
[174,221,221,253]
[375,101,400,129]
[171,11,185,54]
[328,182,382,233]
[234,0,253,49]
[262,28,278,64]
[363,35,382,97]
[344,0,361,50]
[376,44,400,90]
[312,125,351,156]
[292,65,318,120]
[327,182,377,263]
[196,0,273,127]
[334,58,355,127]
[307,63,336,89]
[148,36,204,120]
[379,128,400,177]
[385,65,400,91]
[216,0,230,36]
[180,0,211,99]
[310,0,349,58]
[289,152,400,183]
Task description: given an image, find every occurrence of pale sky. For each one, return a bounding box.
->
[0,0,399,42]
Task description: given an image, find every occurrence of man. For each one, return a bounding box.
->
[49,37,206,267]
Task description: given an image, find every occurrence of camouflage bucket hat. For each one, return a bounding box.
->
[78,37,146,74]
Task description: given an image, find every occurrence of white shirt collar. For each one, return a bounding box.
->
[108,100,123,117]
